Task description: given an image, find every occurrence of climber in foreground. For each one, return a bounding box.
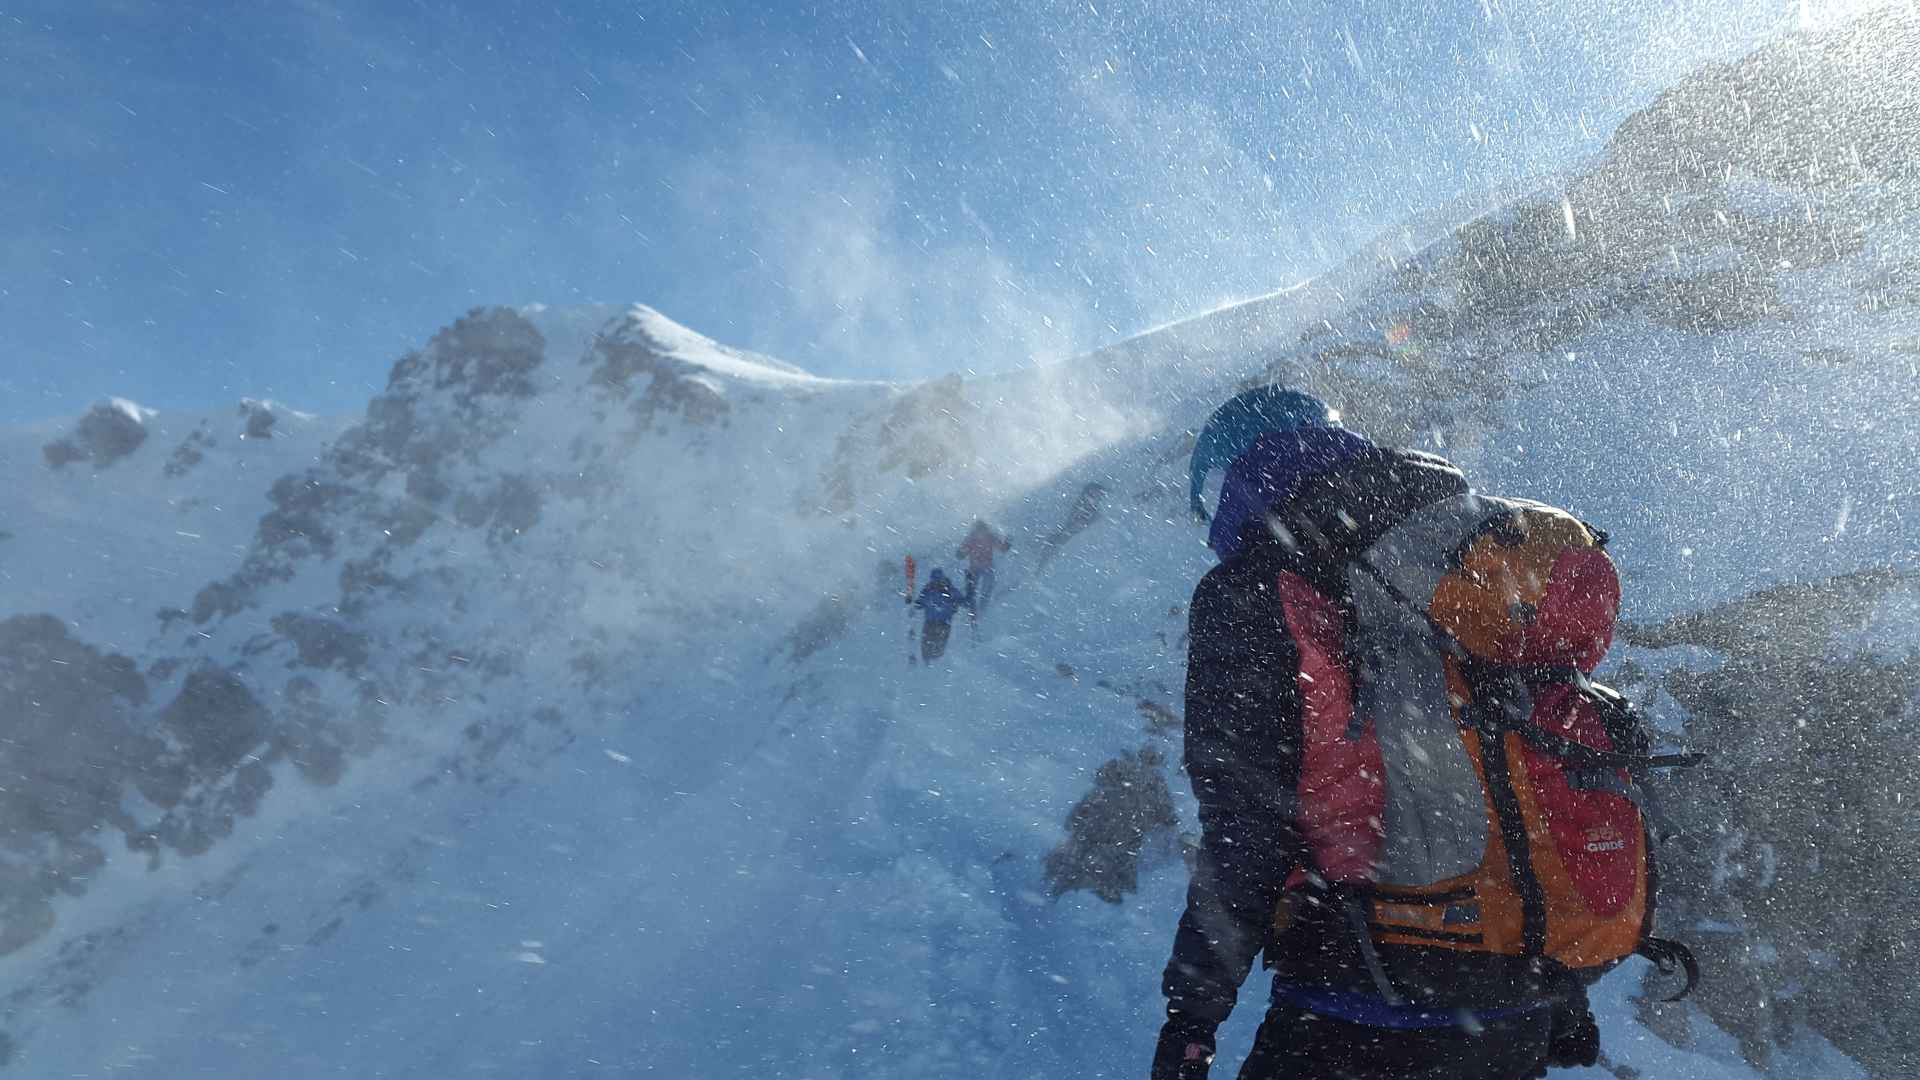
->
[1152,388,1695,1079]
[911,568,968,664]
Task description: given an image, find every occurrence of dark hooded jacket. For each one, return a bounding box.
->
[1164,445,1472,1023]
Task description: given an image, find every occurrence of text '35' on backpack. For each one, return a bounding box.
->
[1269,494,1701,1010]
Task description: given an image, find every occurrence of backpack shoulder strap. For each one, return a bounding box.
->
[1276,448,1471,568]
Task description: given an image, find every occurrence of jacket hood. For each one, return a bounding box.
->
[1189,387,1341,522]
[1208,427,1376,560]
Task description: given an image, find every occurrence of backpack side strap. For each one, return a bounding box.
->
[1482,663,1708,773]
[1503,714,1705,772]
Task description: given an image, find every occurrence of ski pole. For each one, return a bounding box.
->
[904,555,917,665]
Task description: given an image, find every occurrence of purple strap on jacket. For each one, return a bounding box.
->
[1272,984,1545,1030]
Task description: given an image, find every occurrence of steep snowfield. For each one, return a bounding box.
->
[4,10,1919,1079]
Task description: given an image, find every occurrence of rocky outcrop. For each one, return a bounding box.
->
[338,306,547,476]
[821,375,983,512]
[268,613,371,673]
[192,308,550,627]
[1600,10,1920,195]
[586,311,732,430]
[1044,746,1180,904]
[240,399,278,439]
[164,425,214,478]
[409,306,545,409]
[782,592,853,664]
[134,667,278,857]
[1243,10,1919,459]
[0,616,151,954]
[1621,566,1907,658]
[1630,568,1920,1078]
[452,473,544,544]
[41,400,151,470]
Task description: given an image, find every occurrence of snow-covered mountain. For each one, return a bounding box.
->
[2,9,1917,1078]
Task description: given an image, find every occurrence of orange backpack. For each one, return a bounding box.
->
[1272,495,1700,1007]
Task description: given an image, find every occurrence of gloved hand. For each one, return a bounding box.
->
[1150,1013,1217,1080]
[1546,1000,1600,1069]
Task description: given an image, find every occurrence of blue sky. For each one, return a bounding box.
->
[0,0,1861,421]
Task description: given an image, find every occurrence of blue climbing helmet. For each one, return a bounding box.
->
[1188,387,1341,522]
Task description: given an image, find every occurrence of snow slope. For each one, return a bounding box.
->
[2,10,1917,1079]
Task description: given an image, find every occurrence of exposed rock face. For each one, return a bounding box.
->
[411,307,545,408]
[586,311,733,430]
[1600,12,1920,194]
[41,400,151,470]
[277,676,349,786]
[240,399,278,439]
[1242,8,1919,459]
[452,473,544,543]
[0,307,573,956]
[164,425,214,477]
[194,307,550,628]
[0,616,151,953]
[1044,746,1179,904]
[1630,569,1920,1079]
[822,375,982,513]
[341,306,547,475]
[134,667,279,857]
[268,613,371,673]
[1435,8,1915,322]
[1621,566,1907,659]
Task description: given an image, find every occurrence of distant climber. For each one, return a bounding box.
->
[911,569,968,663]
[956,519,1011,618]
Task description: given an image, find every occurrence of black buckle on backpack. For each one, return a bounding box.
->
[1637,937,1701,1002]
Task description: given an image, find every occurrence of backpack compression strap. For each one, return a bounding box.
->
[1470,668,1706,773]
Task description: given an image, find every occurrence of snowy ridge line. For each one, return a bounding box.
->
[520,301,850,387]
